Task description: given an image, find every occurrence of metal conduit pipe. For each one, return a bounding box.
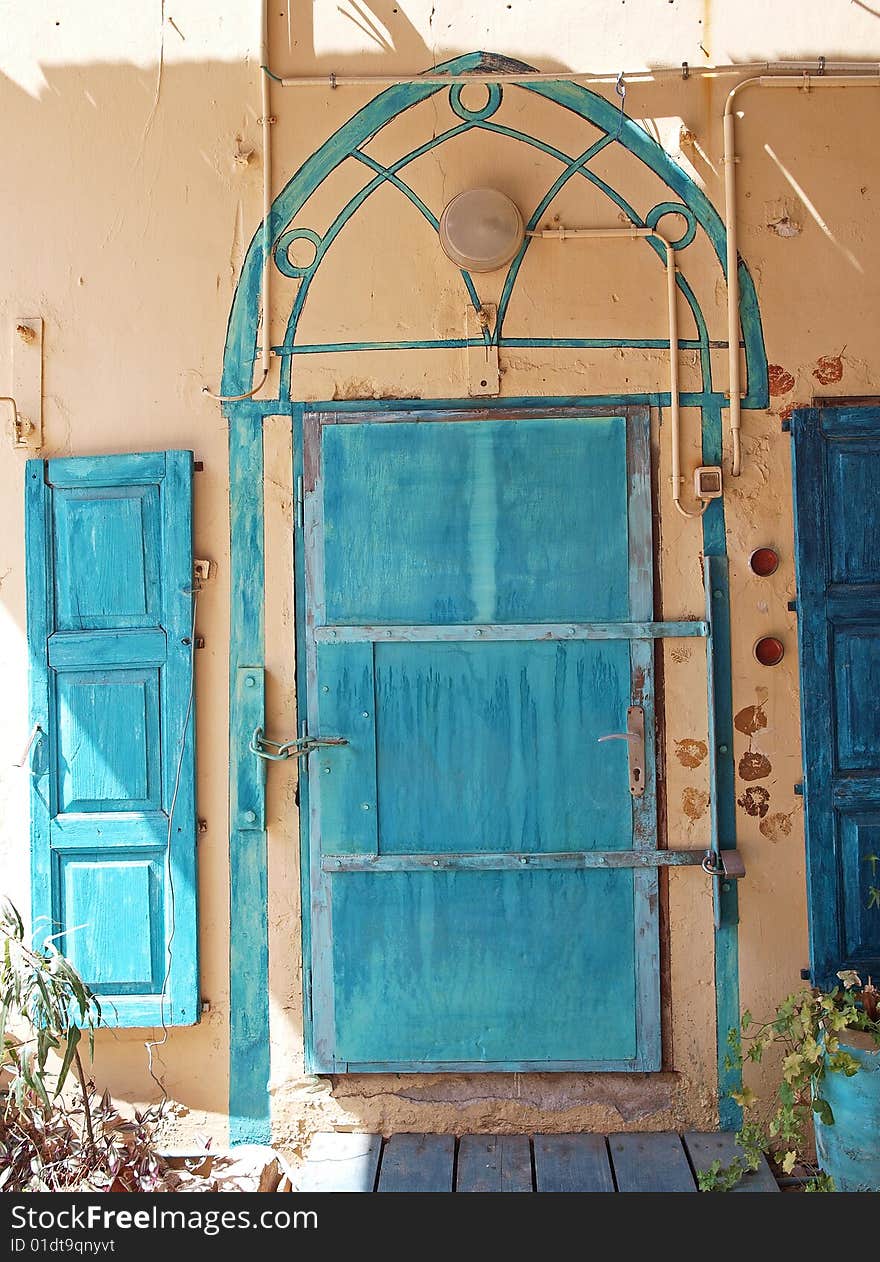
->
[267,60,880,89]
[723,70,880,476]
[526,227,708,519]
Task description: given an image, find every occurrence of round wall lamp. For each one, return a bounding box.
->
[439,188,524,272]
[749,547,780,577]
[753,636,785,667]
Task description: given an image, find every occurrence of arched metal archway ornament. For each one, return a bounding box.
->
[223,51,765,1143]
[222,50,768,410]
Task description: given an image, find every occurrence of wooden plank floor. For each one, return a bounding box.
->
[294,1132,779,1192]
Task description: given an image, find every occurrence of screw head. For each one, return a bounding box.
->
[243,810,256,824]
[322,685,329,693]
[362,711,370,718]
[361,802,371,811]
[323,766,331,774]
[719,743,729,755]
[244,675,256,688]
[432,860,440,867]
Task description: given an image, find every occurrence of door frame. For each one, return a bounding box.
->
[295,402,664,1073]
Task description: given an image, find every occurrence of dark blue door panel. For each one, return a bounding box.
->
[792,405,880,988]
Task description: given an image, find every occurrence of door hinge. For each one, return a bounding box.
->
[305,968,313,1027]
[295,475,304,529]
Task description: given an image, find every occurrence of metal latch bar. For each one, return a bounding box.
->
[321,848,746,874]
[249,726,348,762]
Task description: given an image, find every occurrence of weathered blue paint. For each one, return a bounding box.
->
[814,1038,880,1192]
[274,337,712,355]
[26,452,198,1028]
[292,410,314,1053]
[302,408,660,1072]
[227,416,271,1143]
[322,850,707,871]
[610,1132,697,1193]
[701,396,742,1129]
[457,1134,533,1193]
[791,405,880,989]
[233,667,266,831]
[314,621,709,642]
[627,406,662,1072]
[230,392,729,421]
[218,48,771,1116]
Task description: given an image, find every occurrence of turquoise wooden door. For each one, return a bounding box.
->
[302,407,659,1071]
[26,452,198,1027]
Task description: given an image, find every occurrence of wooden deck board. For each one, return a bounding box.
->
[295,1132,382,1192]
[377,1133,456,1192]
[533,1134,615,1192]
[608,1132,697,1192]
[682,1131,780,1192]
[457,1135,533,1192]
[295,1132,782,1192]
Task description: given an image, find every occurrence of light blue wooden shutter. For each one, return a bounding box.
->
[25,452,199,1026]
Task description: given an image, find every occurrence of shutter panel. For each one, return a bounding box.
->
[26,452,199,1026]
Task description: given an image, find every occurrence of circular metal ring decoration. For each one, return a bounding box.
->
[644,201,697,251]
[274,227,323,279]
[439,188,524,272]
[449,82,503,122]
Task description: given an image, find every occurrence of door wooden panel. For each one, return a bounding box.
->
[792,405,880,987]
[302,409,659,1071]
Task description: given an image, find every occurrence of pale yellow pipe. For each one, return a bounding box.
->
[273,62,880,90]
[526,226,707,519]
[723,71,880,475]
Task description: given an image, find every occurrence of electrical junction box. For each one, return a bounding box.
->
[694,465,723,499]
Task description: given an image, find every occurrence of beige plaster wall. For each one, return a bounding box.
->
[1,1,878,1148]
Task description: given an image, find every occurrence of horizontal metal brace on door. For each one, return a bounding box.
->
[322,848,745,874]
[314,620,710,644]
[250,726,348,762]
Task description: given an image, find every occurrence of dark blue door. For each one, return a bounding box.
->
[301,407,661,1072]
[792,405,880,988]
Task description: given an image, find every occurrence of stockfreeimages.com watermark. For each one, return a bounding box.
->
[10,1203,317,1243]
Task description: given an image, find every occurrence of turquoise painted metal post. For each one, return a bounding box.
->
[702,402,743,1131]
[228,413,271,1143]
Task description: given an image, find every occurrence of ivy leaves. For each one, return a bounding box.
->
[703,977,880,1191]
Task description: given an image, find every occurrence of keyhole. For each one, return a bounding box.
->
[633,768,641,783]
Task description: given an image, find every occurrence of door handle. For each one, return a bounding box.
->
[598,705,645,797]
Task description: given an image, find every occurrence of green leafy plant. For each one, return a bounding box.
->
[0,897,164,1190]
[698,971,880,1192]
[1,898,101,1124]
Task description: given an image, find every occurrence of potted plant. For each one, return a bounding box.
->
[698,971,880,1192]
